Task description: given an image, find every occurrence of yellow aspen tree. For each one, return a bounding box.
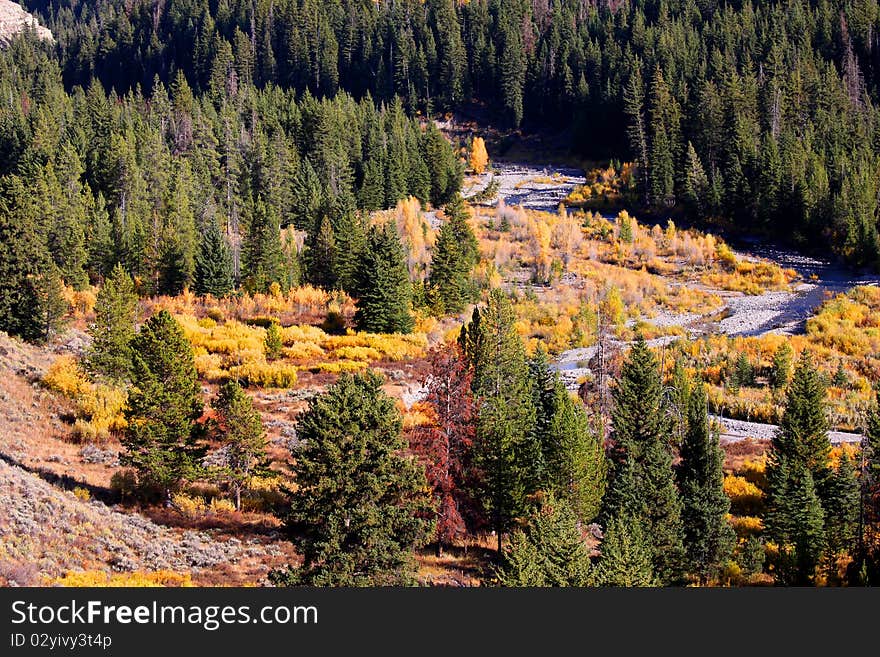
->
[469,136,489,174]
[526,216,553,283]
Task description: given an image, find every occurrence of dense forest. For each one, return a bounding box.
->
[14,0,880,267]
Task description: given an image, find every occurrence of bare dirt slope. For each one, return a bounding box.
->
[0,331,293,586]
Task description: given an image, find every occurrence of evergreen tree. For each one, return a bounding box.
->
[772,470,827,585]
[770,342,793,391]
[677,385,736,583]
[121,310,206,499]
[242,198,285,294]
[35,265,69,344]
[0,189,56,343]
[194,220,234,297]
[766,351,832,509]
[497,495,593,587]
[429,194,478,315]
[765,353,834,583]
[531,349,606,523]
[274,371,431,586]
[86,263,138,383]
[824,451,860,558]
[305,215,338,290]
[264,321,283,361]
[353,223,414,334]
[331,211,366,296]
[603,337,685,584]
[465,290,539,553]
[595,514,657,587]
[211,380,267,511]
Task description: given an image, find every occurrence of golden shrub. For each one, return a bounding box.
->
[208,498,237,514]
[724,475,764,516]
[53,570,194,587]
[730,515,764,538]
[334,346,383,362]
[43,355,88,396]
[283,342,326,360]
[171,492,206,517]
[72,486,91,502]
[228,362,298,388]
[307,361,369,374]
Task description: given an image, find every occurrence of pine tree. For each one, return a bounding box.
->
[35,265,69,344]
[765,354,833,583]
[766,351,832,510]
[595,514,657,587]
[211,380,267,511]
[242,198,285,294]
[772,469,827,585]
[603,336,685,584]
[677,385,736,583]
[531,350,606,523]
[121,310,206,500]
[0,188,56,343]
[465,290,539,553]
[194,220,234,297]
[275,371,431,586]
[305,215,338,290]
[497,495,593,587]
[429,194,478,315]
[86,263,138,383]
[331,211,366,296]
[353,223,414,334]
[824,450,860,558]
[770,342,793,391]
[264,321,283,361]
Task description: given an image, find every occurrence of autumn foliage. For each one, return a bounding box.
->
[409,345,480,554]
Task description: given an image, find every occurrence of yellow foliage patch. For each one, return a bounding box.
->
[52,570,194,587]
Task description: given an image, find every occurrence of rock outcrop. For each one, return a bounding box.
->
[0,1,53,45]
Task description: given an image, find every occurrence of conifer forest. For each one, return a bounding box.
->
[3,0,880,588]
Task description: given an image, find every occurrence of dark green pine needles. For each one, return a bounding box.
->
[274,371,432,586]
[121,310,206,500]
[353,222,414,334]
[602,336,685,584]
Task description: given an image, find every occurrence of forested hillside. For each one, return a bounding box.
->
[15,1,880,266]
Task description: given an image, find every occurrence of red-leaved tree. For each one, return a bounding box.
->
[410,344,480,556]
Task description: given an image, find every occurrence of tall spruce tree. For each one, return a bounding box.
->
[602,336,685,584]
[121,310,206,499]
[242,198,285,294]
[765,352,833,584]
[86,263,138,383]
[0,190,56,343]
[677,385,736,583]
[194,220,234,297]
[464,290,539,553]
[305,215,338,290]
[429,194,478,315]
[824,451,860,559]
[353,223,414,334]
[531,349,606,523]
[274,371,431,586]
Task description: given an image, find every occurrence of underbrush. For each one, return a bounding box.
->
[179,313,428,388]
[42,356,127,441]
